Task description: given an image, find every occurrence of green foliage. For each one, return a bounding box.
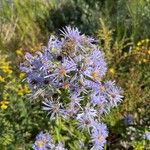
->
[43,0,104,35]
[97,18,150,149]
[0,0,50,52]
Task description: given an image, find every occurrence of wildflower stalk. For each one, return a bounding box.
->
[21,26,123,150]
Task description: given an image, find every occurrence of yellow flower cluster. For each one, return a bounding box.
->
[16,85,30,96]
[0,100,9,110]
[16,43,43,58]
[19,73,26,79]
[30,43,43,52]
[0,75,5,82]
[133,39,150,64]
[137,39,149,47]
[109,68,115,75]
[16,48,23,56]
[0,63,12,75]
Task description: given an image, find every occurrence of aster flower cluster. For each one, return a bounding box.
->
[144,131,150,140]
[33,131,67,150]
[21,26,123,150]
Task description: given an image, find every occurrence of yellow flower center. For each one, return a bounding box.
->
[37,140,44,147]
[143,58,148,63]
[91,71,98,80]
[59,68,66,77]
[97,135,103,141]
[0,76,5,82]
[100,85,105,92]
[62,40,75,56]
[63,82,69,89]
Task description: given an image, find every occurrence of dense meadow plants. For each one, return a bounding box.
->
[20,26,123,150]
[97,18,150,149]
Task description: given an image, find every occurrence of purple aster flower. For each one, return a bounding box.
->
[55,142,67,150]
[76,113,94,130]
[87,49,106,67]
[84,49,107,79]
[47,35,62,52]
[104,81,123,107]
[90,92,107,114]
[70,78,87,95]
[20,50,57,95]
[62,57,77,72]
[26,73,44,90]
[20,53,39,73]
[25,52,34,62]
[65,93,83,117]
[76,104,97,130]
[36,50,53,71]
[91,122,108,150]
[60,26,81,41]
[144,131,150,140]
[123,114,133,125]
[45,57,77,82]
[32,131,52,150]
[42,99,66,120]
[60,26,96,55]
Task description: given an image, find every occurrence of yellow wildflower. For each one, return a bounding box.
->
[135,47,140,51]
[0,100,9,110]
[124,52,128,57]
[0,75,5,82]
[137,41,142,46]
[138,61,142,64]
[16,85,30,96]
[147,50,150,55]
[133,143,144,150]
[143,58,148,63]
[141,40,145,44]
[109,68,115,74]
[1,64,12,74]
[146,39,149,43]
[16,48,23,56]
[30,48,34,52]
[19,73,25,79]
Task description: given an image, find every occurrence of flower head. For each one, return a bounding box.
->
[33,131,52,150]
[42,99,66,120]
[104,81,123,107]
[144,131,150,140]
[91,122,108,150]
[76,105,97,130]
[55,142,67,150]
[123,114,133,125]
[0,100,9,110]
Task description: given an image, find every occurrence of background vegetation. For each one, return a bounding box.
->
[0,0,149,149]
